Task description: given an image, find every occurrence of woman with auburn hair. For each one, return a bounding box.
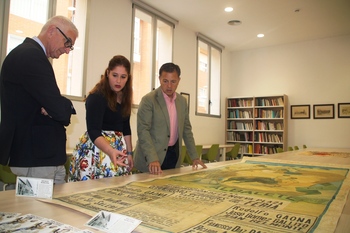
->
[69,55,133,181]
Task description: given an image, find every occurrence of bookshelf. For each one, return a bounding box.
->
[226,95,287,156]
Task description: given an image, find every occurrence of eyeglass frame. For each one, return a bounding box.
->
[56,27,74,51]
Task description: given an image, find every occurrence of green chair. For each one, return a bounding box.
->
[303,145,307,149]
[181,146,187,166]
[288,147,293,151]
[195,145,203,159]
[64,155,72,175]
[64,154,72,182]
[294,146,299,150]
[131,167,141,174]
[277,148,284,153]
[0,164,17,191]
[182,145,202,166]
[181,146,192,166]
[202,144,219,162]
[226,143,241,160]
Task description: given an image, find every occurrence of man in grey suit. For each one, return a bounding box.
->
[0,16,78,184]
[134,63,207,174]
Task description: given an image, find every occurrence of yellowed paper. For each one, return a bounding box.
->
[49,158,350,233]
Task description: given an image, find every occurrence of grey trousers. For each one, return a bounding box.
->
[11,166,66,184]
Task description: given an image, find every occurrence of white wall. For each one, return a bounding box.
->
[228,35,350,149]
[66,0,226,149]
[66,1,350,151]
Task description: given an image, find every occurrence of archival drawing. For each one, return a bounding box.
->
[53,158,350,233]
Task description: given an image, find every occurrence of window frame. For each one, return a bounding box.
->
[0,0,89,101]
[195,33,223,118]
[131,0,177,107]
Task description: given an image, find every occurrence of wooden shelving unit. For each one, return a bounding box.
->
[226,95,287,156]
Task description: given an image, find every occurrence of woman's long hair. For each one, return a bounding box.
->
[87,55,132,117]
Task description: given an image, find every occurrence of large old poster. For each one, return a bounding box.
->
[52,158,350,233]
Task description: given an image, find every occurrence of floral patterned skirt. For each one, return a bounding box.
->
[68,131,131,182]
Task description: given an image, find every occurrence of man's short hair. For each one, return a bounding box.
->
[159,63,181,77]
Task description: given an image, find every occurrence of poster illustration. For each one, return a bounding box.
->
[52,158,350,233]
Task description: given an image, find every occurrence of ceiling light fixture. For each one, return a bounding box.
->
[228,20,241,26]
[225,7,233,12]
[257,34,264,38]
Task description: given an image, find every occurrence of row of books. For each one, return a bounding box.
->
[228,109,253,118]
[234,144,283,155]
[255,97,284,107]
[228,121,282,130]
[227,132,282,143]
[228,121,254,130]
[242,144,253,154]
[227,98,253,107]
[228,109,284,119]
[254,109,283,118]
[228,97,284,108]
[256,133,283,143]
[254,144,282,154]
[256,121,283,130]
[227,132,253,142]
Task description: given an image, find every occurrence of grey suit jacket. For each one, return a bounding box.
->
[134,87,198,172]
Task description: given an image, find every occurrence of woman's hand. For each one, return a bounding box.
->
[109,149,128,167]
[127,155,134,170]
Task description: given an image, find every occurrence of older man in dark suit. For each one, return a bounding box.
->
[0,15,78,184]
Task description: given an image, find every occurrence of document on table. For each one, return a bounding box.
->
[15,176,53,199]
[86,210,142,233]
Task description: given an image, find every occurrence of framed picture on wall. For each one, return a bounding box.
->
[291,105,310,119]
[181,92,190,112]
[313,104,334,119]
[338,103,350,118]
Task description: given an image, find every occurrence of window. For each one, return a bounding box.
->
[196,33,223,117]
[131,1,175,105]
[0,0,87,99]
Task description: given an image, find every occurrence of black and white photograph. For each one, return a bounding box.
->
[15,177,54,199]
[291,105,310,119]
[313,104,334,119]
[86,211,141,233]
[338,103,350,118]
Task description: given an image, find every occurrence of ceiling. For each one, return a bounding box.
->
[140,0,350,52]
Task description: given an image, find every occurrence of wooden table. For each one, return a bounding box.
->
[1,148,350,233]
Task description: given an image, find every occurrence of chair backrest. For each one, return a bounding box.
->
[0,165,17,190]
[277,148,284,153]
[181,146,193,165]
[227,143,241,159]
[184,153,193,165]
[294,146,299,150]
[181,146,187,164]
[195,145,203,158]
[65,155,72,175]
[303,145,307,149]
[288,146,293,151]
[204,144,220,162]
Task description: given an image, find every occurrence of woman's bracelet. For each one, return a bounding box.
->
[127,151,133,156]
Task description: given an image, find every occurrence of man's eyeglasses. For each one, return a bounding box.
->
[56,27,74,51]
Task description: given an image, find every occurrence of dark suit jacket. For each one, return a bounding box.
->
[0,38,75,167]
[134,87,198,173]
